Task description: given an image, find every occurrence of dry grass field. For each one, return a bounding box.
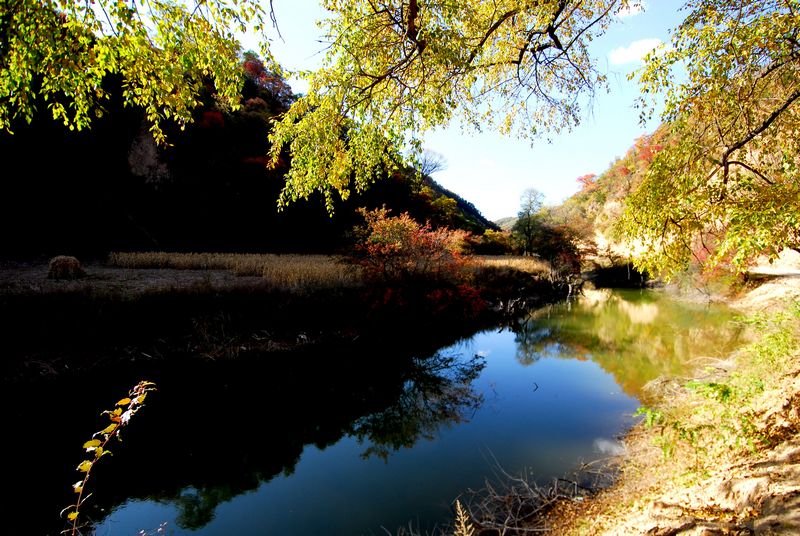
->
[108,252,364,291]
[474,255,551,275]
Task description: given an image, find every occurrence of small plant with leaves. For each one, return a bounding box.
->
[61,381,156,535]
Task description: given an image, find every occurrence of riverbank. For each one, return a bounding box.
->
[0,254,576,536]
[0,255,571,382]
[546,269,800,535]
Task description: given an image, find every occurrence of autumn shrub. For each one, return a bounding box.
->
[353,208,470,283]
[466,229,515,255]
[350,209,491,319]
[47,255,86,280]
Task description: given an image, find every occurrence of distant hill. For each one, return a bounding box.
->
[494,217,517,231]
[424,178,499,233]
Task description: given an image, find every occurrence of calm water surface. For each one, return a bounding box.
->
[87,289,746,536]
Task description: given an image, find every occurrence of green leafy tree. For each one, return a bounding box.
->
[269,0,630,208]
[620,0,800,278]
[1,0,274,142]
[3,0,639,212]
[512,188,545,255]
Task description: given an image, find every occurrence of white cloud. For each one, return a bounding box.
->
[608,38,663,65]
[617,1,645,18]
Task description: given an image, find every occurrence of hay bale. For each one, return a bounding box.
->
[47,255,86,280]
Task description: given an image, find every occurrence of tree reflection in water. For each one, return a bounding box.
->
[3,329,488,536]
[159,353,485,529]
[352,352,485,460]
[509,289,746,398]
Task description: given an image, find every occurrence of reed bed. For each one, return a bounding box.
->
[108,252,364,291]
[472,255,551,275]
[107,252,552,293]
[258,255,363,290]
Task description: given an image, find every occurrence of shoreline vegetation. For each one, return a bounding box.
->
[540,277,800,535]
[6,252,798,534]
[0,252,573,382]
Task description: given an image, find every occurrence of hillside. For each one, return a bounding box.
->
[548,127,669,261]
[494,217,517,232]
[0,65,494,257]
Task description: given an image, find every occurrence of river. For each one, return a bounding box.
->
[3,288,747,535]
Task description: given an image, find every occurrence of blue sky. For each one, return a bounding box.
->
[257,1,686,221]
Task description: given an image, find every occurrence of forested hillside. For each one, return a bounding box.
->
[0,55,494,257]
[550,128,667,258]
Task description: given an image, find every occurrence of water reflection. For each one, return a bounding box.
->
[150,354,484,530]
[3,343,485,535]
[3,289,744,535]
[511,289,746,399]
[352,353,484,460]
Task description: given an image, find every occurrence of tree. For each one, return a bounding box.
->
[0,0,274,142]
[512,188,545,255]
[419,150,448,177]
[619,0,800,278]
[3,1,634,208]
[242,51,295,110]
[268,0,631,208]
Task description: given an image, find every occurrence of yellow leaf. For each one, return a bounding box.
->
[72,481,83,493]
[76,460,93,473]
[67,511,78,521]
[99,423,117,435]
[116,397,131,406]
[83,439,101,450]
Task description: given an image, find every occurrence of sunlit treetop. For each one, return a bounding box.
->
[242,50,295,109]
[619,0,800,277]
[269,0,634,210]
[0,0,275,143]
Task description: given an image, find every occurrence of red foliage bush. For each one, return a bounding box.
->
[197,110,225,129]
[634,134,664,164]
[353,208,470,282]
[576,173,598,191]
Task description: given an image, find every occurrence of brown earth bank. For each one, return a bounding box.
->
[542,255,800,536]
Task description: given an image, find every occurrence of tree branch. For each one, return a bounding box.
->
[723,88,800,158]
